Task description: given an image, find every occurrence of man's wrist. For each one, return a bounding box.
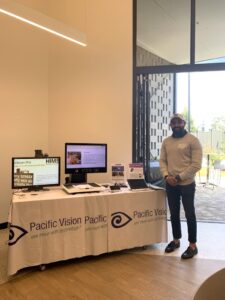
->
[175,175,181,182]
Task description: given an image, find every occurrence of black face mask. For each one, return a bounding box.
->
[172,128,187,138]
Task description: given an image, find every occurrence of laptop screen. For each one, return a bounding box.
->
[127,179,148,189]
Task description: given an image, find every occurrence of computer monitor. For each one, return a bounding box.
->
[65,143,107,183]
[12,157,61,191]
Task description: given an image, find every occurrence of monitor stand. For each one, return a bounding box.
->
[70,173,87,184]
[25,187,50,192]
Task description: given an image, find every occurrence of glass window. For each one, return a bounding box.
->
[133,73,174,183]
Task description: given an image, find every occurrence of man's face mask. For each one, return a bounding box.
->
[170,118,186,137]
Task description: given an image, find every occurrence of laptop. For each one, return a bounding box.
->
[127,179,149,190]
[62,183,106,194]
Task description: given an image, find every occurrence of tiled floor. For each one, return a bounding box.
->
[129,221,225,260]
[180,184,225,222]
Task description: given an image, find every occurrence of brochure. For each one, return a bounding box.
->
[111,164,125,183]
[128,163,144,179]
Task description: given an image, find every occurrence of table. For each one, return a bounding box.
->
[8,188,167,276]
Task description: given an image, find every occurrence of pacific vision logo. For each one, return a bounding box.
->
[8,225,28,246]
[111,212,132,228]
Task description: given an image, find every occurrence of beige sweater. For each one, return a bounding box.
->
[160,133,203,185]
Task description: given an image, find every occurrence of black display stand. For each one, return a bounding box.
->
[22,186,49,193]
[68,173,87,184]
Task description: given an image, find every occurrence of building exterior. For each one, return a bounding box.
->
[134,47,174,182]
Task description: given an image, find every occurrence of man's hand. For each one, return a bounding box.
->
[166,175,178,186]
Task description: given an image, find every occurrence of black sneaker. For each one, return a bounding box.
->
[181,246,198,259]
[165,241,180,253]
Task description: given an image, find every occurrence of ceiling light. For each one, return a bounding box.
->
[0,0,87,46]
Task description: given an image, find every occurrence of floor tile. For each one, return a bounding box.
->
[129,221,225,260]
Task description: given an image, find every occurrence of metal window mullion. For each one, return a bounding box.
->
[137,75,142,161]
[190,0,196,64]
[145,75,151,182]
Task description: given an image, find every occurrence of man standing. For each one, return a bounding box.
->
[160,113,202,259]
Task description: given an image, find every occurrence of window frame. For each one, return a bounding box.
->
[132,0,225,182]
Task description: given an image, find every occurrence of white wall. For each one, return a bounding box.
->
[0,12,49,223]
[48,0,132,183]
[0,0,132,223]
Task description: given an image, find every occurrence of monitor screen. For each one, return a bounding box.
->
[65,143,107,175]
[12,157,61,190]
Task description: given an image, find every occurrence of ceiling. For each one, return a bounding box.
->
[137,0,225,64]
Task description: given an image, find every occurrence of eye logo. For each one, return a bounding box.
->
[8,225,28,246]
[111,212,132,228]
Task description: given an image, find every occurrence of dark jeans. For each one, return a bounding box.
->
[166,182,197,243]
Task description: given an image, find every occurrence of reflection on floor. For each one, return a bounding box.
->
[1,221,225,287]
[0,229,8,284]
[129,221,225,260]
[180,183,225,222]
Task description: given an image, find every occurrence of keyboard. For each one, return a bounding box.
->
[62,183,106,194]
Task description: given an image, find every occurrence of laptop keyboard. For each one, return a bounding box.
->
[88,183,101,187]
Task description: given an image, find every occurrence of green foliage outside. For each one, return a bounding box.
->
[181,110,225,175]
[211,116,225,131]
[182,107,198,132]
[208,115,225,156]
